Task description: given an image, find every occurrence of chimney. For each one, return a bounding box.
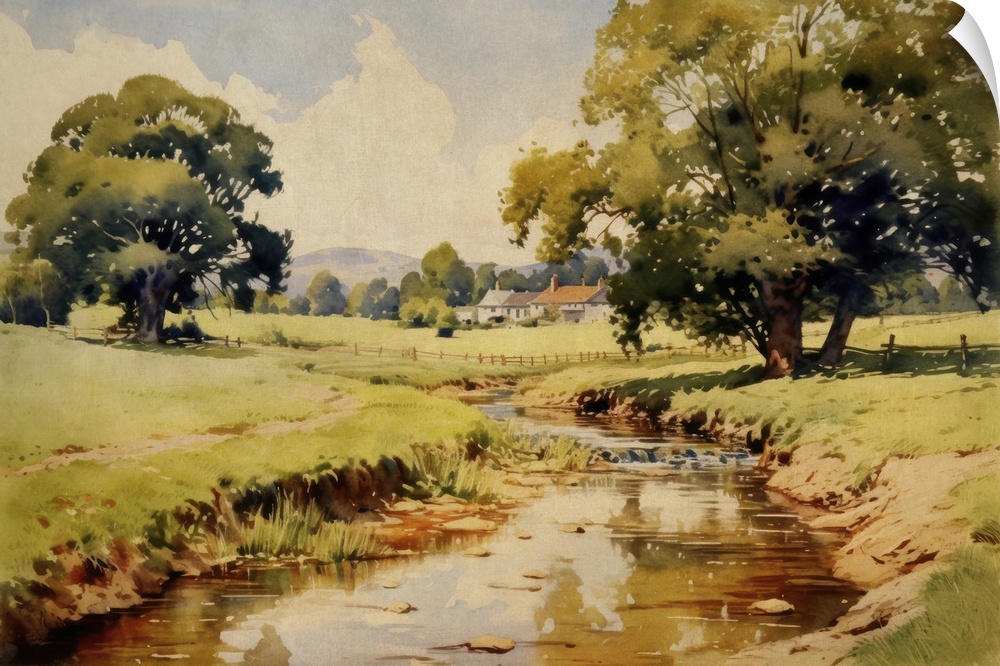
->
[550,274,559,292]
[598,277,605,289]
[495,280,501,291]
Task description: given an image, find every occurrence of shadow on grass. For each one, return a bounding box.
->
[76,336,258,360]
[615,363,764,406]
[806,348,1000,380]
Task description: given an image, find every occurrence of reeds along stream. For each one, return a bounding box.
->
[53,392,862,665]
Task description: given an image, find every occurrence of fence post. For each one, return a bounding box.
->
[519,355,523,366]
[543,354,547,365]
[72,326,77,341]
[490,354,495,365]
[530,355,534,366]
[354,343,359,356]
[103,330,109,347]
[579,352,583,362]
[237,337,242,348]
[465,353,469,362]
[225,335,230,347]
[412,347,417,361]
[378,346,383,357]
[478,353,484,364]
[960,334,969,371]
[501,354,507,366]
[440,350,444,360]
[882,334,896,373]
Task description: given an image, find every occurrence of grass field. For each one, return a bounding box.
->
[514,310,1000,666]
[69,306,698,357]
[3,308,999,660]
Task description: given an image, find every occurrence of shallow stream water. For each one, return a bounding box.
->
[39,391,861,665]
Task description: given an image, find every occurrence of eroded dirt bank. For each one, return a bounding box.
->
[0,456,414,652]
[516,384,993,664]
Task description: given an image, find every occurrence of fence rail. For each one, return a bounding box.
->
[321,341,749,366]
[46,323,748,364]
[807,333,1000,373]
[47,323,997,373]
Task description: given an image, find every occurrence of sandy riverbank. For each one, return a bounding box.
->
[513,384,994,665]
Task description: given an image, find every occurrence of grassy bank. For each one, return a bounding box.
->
[0,317,599,590]
[519,310,1000,664]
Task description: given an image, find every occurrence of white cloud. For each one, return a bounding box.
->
[0,14,279,238]
[257,16,537,265]
[0,13,609,266]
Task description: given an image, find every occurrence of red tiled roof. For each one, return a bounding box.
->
[532,285,608,305]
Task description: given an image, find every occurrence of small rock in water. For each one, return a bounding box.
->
[461,546,491,557]
[466,635,516,654]
[392,500,425,513]
[380,578,401,589]
[684,449,698,458]
[560,524,586,534]
[522,569,548,580]
[384,601,416,614]
[515,531,533,540]
[488,582,542,592]
[718,454,729,465]
[441,516,497,532]
[748,598,795,615]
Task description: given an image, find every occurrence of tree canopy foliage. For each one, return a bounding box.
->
[494,252,610,297]
[501,0,999,378]
[4,75,291,341]
[306,270,347,316]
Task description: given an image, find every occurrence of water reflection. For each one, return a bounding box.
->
[52,392,860,665]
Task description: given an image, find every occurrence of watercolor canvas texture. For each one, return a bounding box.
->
[1,1,998,664]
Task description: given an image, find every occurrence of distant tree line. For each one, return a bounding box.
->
[233,242,615,328]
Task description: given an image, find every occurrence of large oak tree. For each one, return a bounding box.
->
[501,0,998,378]
[4,75,292,342]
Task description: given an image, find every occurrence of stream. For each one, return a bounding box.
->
[39,390,861,664]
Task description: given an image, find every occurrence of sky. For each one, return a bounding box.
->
[0,0,617,265]
[0,1,997,266]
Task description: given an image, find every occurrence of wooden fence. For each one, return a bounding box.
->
[878,333,1000,373]
[806,333,1000,373]
[319,341,749,366]
[46,323,747,363]
[48,323,997,373]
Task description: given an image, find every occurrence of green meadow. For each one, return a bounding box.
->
[2,309,999,662]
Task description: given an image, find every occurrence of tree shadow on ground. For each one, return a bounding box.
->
[615,363,765,407]
[75,335,258,360]
[803,348,1000,380]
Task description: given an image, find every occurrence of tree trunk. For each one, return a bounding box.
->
[135,264,180,344]
[5,293,16,325]
[818,282,864,366]
[761,277,807,379]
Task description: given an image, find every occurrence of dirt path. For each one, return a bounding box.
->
[6,386,357,477]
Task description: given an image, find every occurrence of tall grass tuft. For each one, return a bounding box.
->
[852,546,1000,665]
[410,443,503,501]
[210,497,388,562]
[498,424,591,471]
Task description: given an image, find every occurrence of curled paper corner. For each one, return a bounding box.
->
[952,1,999,112]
